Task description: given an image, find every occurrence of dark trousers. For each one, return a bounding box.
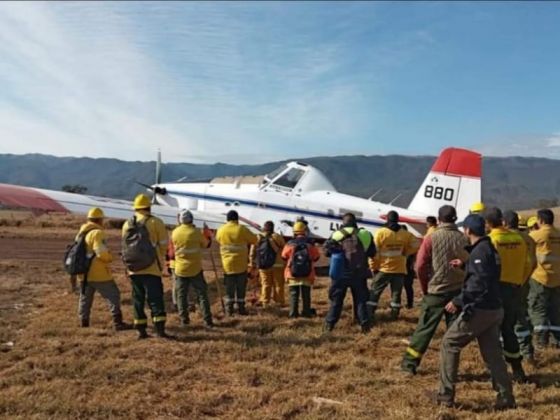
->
[439,308,513,404]
[130,274,166,328]
[224,272,248,310]
[325,276,369,327]
[528,278,560,345]
[368,272,405,316]
[403,274,414,309]
[289,285,312,317]
[402,291,460,372]
[514,282,534,356]
[175,271,213,325]
[499,283,523,363]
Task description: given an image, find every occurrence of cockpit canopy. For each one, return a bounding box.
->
[262,162,336,194]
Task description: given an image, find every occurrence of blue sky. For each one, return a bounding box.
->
[0,1,559,163]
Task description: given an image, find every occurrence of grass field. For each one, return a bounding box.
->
[1,213,559,419]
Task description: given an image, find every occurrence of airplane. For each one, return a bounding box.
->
[0,147,481,238]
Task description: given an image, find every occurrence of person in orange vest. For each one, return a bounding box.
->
[281,222,320,318]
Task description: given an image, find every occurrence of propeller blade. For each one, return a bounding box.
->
[155,149,162,185]
[136,182,154,191]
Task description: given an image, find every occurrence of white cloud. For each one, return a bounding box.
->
[478,132,560,159]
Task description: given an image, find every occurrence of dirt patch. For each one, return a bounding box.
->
[0,215,559,419]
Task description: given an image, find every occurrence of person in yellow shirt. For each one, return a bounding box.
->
[250,221,286,308]
[77,208,130,330]
[368,211,419,321]
[486,208,529,382]
[528,209,560,348]
[122,194,171,339]
[216,210,258,316]
[503,210,537,363]
[172,210,214,327]
[426,216,438,236]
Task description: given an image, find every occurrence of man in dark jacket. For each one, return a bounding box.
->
[323,213,376,333]
[436,214,515,410]
[401,205,469,375]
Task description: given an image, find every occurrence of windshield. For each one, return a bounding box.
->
[264,165,287,182]
[273,168,305,190]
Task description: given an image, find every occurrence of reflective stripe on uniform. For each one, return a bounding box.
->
[537,254,560,264]
[534,325,550,332]
[153,315,166,323]
[221,244,245,251]
[406,347,422,359]
[390,302,401,308]
[158,239,168,246]
[134,319,148,325]
[236,299,245,303]
[273,263,285,268]
[549,325,560,332]
[503,350,521,359]
[379,250,403,257]
[366,301,378,307]
[176,247,201,255]
[515,330,531,338]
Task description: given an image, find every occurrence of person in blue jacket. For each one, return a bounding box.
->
[323,213,376,333]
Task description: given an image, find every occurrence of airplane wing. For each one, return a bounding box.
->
[0,183,229,230]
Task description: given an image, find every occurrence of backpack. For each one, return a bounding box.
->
[63,228,98,276]
[122,216,157,272]
[339,228,367,278]
[256,235,277,269]
[289,239,312,278]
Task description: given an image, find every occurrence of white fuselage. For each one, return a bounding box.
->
[155,180,426,238]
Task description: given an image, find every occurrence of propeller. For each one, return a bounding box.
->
[135,149,167,205]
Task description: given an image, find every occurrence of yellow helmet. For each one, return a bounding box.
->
[527,216,538,229]
[133,194,152,210]
[518,215,528,229]
[293,221,307,234]
[470,202,485,214]
[87,207,104,219]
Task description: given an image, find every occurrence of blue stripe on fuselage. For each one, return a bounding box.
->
[166,190,386,228]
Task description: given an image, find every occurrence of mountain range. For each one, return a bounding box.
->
[0,153,558,210]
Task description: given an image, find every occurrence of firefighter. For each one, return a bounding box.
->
[77,207,130,330]
[166,240,177,311]
[401,205,469,375]
[216,210,258,316]
[368,211,419,321]
[426,216,438,236]
[503,210,537,363]
[528,209,560,349]
[486,208,530,382]
[437,214,515,410]
[470,202,486,215]
[171,209,214,327]
[250,221,286,308]
[281,221,320,318]
[122,194,171,339]
[323,213,376,333]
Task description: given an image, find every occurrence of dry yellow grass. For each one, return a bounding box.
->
[1,217,559,419]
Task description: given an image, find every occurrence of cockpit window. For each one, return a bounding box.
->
[264,165,286,182]
[273,168,305,189]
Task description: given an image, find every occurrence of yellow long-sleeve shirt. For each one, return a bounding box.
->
[121,212,168,277]
[172,223,209,278]
[373,226,419,274]
[216,221,257,275]
[530,225,560,288]
[249,232,286,269]
[77,222,113,282]
[489,227,529,286]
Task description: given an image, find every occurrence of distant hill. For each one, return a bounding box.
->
[0,153,558,210]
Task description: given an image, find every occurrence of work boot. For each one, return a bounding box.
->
[180,317,190,328]
[434,393,454,408]
[400,362,416,377]
[360,324,371,334]
[494,396,516,411]
[238,304,249,316]
[390,308,400,321]
[322,322,334,334]
[226,304,234,317]
[511,360,529,384]
[154,322,175,340]
[113,313,132,331]
[80,319,90,328]
[137,326,149,340]
[205,320,215,329]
